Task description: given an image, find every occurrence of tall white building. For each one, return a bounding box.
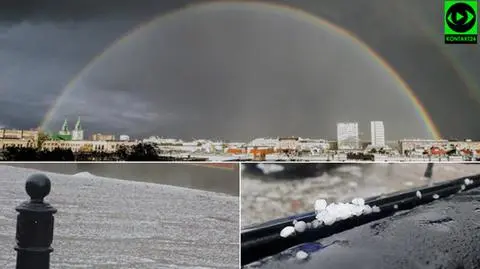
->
[370,121,385,147]
[337,122,359,150]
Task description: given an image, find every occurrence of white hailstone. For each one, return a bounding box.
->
[372,205,381,213]
[296,250,309,260]
[393,204,399,209]
[315,199,327,211]
[433,194,440,199]
[351,205,364,217]
[280,226,295,238]
[346,204,357,216]
[294,221,307,233]
[325,203,336,213]
[352,198,365,206]
[461,184,466,190]
[326,204,341,219]
[312,219,322,228]
[323,214,336,226]
[316,210,328,220]
[306,222,312,229]
[465,178,473,185]
[416,191,422,199]
[338,208,352,220]
[363,205,373,214]
[311,199,374,225]
[293,219,298,225]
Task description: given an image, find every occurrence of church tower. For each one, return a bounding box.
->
[72,117,84,141]
[58,118,70,136]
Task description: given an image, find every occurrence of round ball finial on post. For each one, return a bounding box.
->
[25,174,51,202]
[15,173,57,269]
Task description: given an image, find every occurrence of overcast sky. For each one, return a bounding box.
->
[1,0,479,140]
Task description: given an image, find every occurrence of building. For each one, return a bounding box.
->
[143,137,183,145]
[41,140,137,153]
[58,119,70,136]
[398,139,480,155]
[278,137,300,152]
[71,117,84,141]
[0,129,39,149]
[225,142,248,154]
[456,140,480,151]
[0,138,35,149]
[0,129,23,139]
[91,133,116,141]
[386,140,401,151]
[370,121,385,147]
[327,140,338,150]
[297,138,330,152]
[119,135,130,141]
[337,122,360,150]
[53,119,73,141]
[0,129,39,142]
[399,139,449,154]
[247,138,279,148]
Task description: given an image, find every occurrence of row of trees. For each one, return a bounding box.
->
[403,148,459,157]
[346,152,375,161]
[367,148,388,154]
[0,143,207,161]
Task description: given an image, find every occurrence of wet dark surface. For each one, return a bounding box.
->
[244,188,480,269]
[5,163,239,196]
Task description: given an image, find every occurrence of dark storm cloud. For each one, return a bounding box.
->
[1,0,480,140]
[46,6,432,140]
[0,21,128,126]
[282,0,480,139]
[0,0,167,131]
[0,0,190,21]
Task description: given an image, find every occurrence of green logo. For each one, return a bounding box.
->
[444,0,478,44]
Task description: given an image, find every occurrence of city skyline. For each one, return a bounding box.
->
[2,117,480,161]
[1,118,477,143]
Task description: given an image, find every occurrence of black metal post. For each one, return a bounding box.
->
[424,163,434,186]
[15,174,57,269]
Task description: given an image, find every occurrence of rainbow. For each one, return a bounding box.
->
[391,1,480,107]
[40,0,442,139]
